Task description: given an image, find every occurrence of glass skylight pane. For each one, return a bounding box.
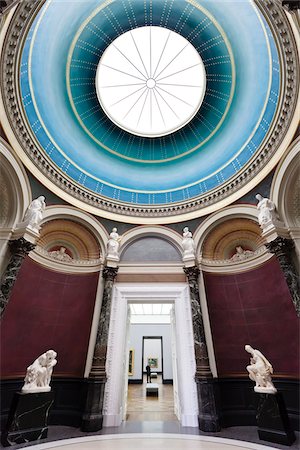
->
[96,26,206,138]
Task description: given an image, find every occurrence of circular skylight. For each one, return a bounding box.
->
[96,26,206,138]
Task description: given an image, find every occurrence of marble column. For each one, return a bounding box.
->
[265,237,300,316]
[81,266,118,432]
[0,238,35,318]
[184,266,220,432]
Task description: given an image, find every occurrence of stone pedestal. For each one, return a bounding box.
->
[1,391,54,447]
[256,393,295,446]
[196,378,221,432]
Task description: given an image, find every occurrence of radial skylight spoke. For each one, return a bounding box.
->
[153,89,165,126]
[137,89,149,126]
[101,82,145,88]
[101,63,146,82]
[130,31,149,78]
[110,85,147,107]
[156,63,201,82]
[152,30,171,79]
[96,26,206,137]
[154,87,179,119]
[156,85,194,107]
[154,44,189,80]
[113,44,147,80]
[123,87,148,119]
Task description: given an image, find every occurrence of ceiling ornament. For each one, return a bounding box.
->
[0,0,298,223]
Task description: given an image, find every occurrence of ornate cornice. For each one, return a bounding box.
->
[0,0,299,222]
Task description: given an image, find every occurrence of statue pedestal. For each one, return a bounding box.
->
[1,391,54,447]
[256,393,295,446]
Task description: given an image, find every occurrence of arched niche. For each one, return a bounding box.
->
[193,205,271,272]
[30,206,108,273]
[120,226,182,263]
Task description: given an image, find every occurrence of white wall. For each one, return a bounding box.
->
[144,338,162,372]
[128,323,173,381]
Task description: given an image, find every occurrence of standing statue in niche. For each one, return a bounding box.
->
[22,350,57,393]
[107,227,121,259]
[245,345,277,394]
[23,196,46,232]
[182,226,195,259]
[255,194,277,229]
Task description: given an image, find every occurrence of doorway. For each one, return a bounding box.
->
[126,306,177,422]
[102,283,198,428]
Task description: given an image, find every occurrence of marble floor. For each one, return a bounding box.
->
[8,433,290,450]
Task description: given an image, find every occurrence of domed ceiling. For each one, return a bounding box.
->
[0,0,298,223]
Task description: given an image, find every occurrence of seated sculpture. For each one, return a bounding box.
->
[245,345,277,394]
[22,350,57,393]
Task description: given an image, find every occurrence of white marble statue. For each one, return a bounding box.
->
[23,196,46,232]
[48,247,73,262]
[255,194,277,229]
[107,227,121,259]
[230,246,254,262]
[182,226,195,259]
[22,350,57,393]
[245,345,277,394]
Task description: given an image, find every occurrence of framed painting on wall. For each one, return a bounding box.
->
[147,357,158,368]
[128,349,134,375]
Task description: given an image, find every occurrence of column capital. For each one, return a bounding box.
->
[8,237,36,256]
[184,265,200,281]
[102,266,118,281]
[265,236,294,255]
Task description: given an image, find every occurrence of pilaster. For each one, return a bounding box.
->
[184,266,220,431]
[81,266,118,432]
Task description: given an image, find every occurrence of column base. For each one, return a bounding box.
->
[81,378,106,432]
[196,377,221,432]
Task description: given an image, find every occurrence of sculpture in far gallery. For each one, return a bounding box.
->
[245,345,277,394]
[107,227,121,259]
[22,350,57,393]
[182,226,195,258]
[255,194,277,229]
[23,196,46,232]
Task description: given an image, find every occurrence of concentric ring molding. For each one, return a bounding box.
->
[0,0,299,224]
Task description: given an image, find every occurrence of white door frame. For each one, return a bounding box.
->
[102,283,199,427]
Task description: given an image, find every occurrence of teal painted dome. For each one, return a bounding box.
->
[1,0,298,222]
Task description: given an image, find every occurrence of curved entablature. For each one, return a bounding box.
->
[0,138,31,229]
[193,205,272,273]
[271,136,300,229]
